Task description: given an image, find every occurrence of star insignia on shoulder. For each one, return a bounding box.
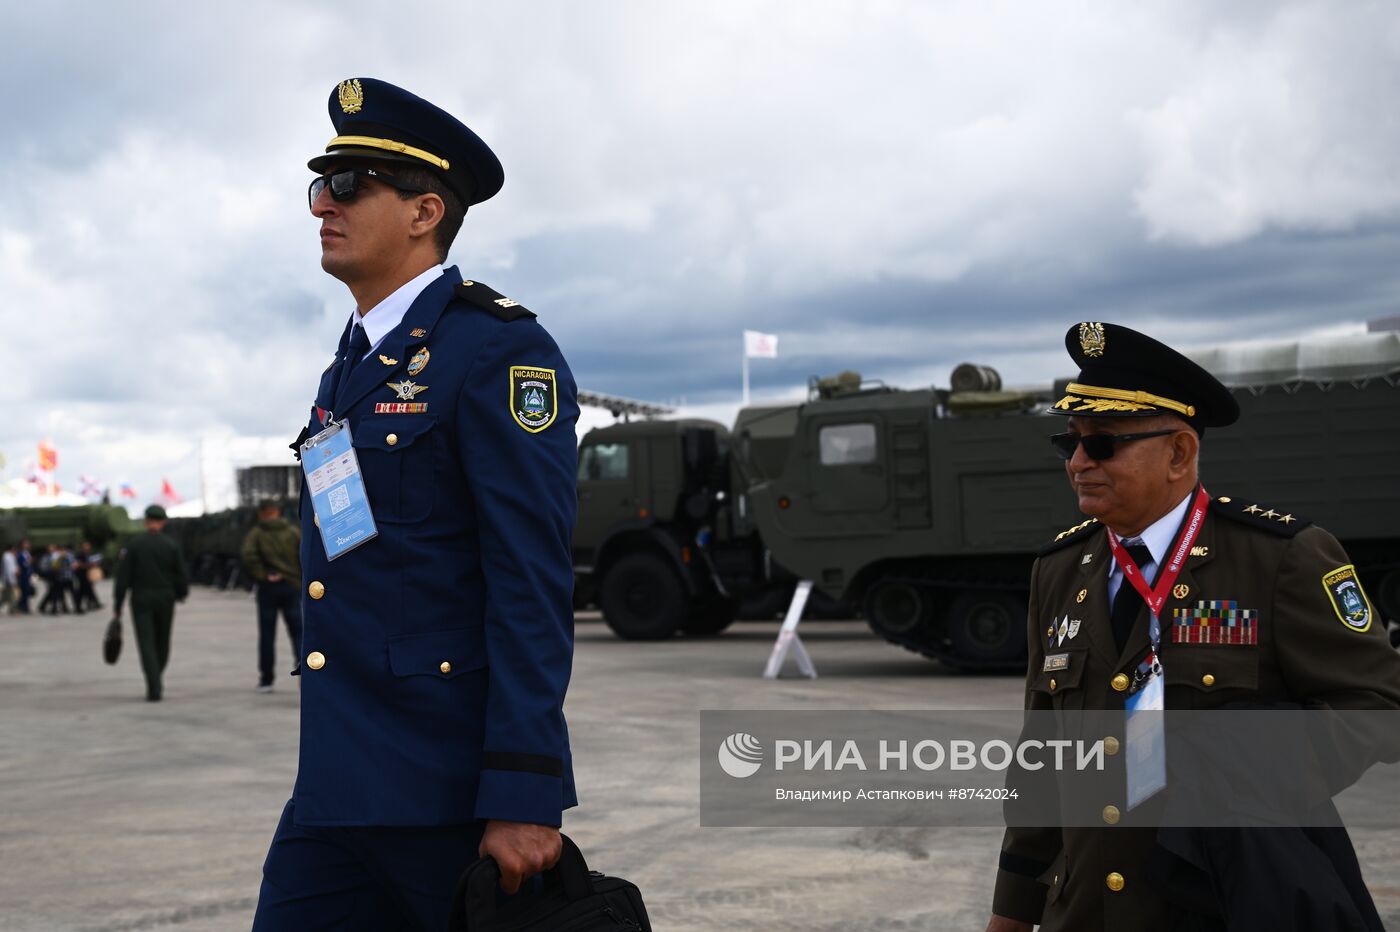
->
[1214,495,1311,537]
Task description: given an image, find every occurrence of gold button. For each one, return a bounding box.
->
[1111,673,1129,692]
[1049,678,1057,691]
[1103,805,1121,825]
[1106,872,1125,892]
[308,581,325,600]
[440,661,452,674]
[1202,673,1216,687]
[306,651,325,670]
[386,433,398,446]
[1218,496,1232,503]
[314,514,320,528]
[1103,736,1120,756]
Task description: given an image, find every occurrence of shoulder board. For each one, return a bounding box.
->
[1039,517,1102,556]
[1210,495,1311,537]
[453,279,537,321]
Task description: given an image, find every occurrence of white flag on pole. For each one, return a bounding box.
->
[744,330,778,359]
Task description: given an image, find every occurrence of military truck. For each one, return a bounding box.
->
[0,504,138,566]
[574,335,1400,667]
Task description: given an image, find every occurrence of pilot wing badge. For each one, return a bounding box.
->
[510,366,557,433]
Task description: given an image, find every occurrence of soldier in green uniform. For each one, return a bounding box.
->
[112,505,190,702]
[986,323,1400,932]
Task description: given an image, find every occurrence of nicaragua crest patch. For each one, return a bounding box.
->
[1323,564,1373,632]
[510,366,557,433]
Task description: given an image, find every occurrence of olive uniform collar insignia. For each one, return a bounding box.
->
[510,366,557,433]
[1039,517,1102,556]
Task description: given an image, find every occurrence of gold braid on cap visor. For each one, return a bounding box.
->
[326,135,451,171]
[1054,383,1197,417]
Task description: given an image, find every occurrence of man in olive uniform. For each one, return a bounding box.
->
[252,79,579,930]
[112,504,190,702]
[986,323,1400,932]
[240,498,303,693]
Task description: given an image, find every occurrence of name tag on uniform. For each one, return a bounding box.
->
[1124,671,1166,810]
[1043,653,1071,672]
[300,419,378,561]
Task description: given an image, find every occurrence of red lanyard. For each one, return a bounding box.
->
[1106,485,1210,622]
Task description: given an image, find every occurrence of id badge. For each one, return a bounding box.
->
[1124,670,1166,809]
[300,419,378,561]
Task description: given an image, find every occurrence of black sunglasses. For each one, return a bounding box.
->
[308,168,426,209]
[1049,429,1177,461]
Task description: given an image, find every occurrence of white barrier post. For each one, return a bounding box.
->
[762,580,817,679]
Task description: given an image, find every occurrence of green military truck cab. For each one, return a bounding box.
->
[575,418,753,639]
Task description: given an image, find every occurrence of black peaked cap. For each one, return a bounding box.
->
[1051,322,1239,433]
[308,77,504,208]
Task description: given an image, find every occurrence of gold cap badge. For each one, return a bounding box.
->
[1079,322,1106,357]
[337,79,364,114]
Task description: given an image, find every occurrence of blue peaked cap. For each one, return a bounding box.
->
[308,77,504,208]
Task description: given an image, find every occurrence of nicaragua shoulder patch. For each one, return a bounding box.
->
[510,366,557,433]
[1323,565,1373,632]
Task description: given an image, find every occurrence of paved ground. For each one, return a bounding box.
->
[2,585,1399,931]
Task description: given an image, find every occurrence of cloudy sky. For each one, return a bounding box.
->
[3,0,1398,507]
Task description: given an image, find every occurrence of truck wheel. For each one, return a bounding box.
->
[947,591,1026,666]
[599,553,684,640]
[682,597,738,636]
[865,580,931,636]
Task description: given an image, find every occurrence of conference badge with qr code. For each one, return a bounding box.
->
[299,419,378,560]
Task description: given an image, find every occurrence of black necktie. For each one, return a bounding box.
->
[335,324,370,408]
[1110,542,1154,653]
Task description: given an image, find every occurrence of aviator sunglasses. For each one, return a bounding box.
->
[1049,429,1177,461]
[308,167,426,209]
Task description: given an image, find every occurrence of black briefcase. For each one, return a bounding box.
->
[450,834,650,931]
[102,617,122,665]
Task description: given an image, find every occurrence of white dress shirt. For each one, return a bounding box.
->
[1107,490,1193,604]
[348,264,445,359]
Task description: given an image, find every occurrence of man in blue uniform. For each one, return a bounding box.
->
[253,78,579,931]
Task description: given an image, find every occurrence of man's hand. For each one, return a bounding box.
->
[479,820,562,894]
[984,916,1034,932]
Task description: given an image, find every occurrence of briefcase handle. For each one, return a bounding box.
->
[458,832,594,928]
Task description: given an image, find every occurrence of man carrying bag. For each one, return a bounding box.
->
[451,834,650,931]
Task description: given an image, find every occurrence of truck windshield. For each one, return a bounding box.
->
[578,443,630,481]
